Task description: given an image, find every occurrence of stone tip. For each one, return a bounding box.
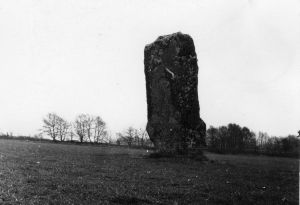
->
[156,31,184,41]
[145,32,193,51]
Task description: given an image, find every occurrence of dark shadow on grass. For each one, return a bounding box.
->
[94,153,130,158]
[147,150,208,161]
[110,196,152,205]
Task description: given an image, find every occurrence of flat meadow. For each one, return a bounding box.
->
[0,139,298,204]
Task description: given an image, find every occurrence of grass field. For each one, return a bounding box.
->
[0,139,298,205]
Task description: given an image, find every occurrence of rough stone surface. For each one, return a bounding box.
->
[144,32,206,153]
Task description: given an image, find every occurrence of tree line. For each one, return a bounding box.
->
[206,124,299,157]
[2,115,298,157]
[42,113,110,143]
[41,113,153,147]
[116,127,153,147]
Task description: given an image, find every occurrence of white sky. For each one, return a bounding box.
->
[0,0,299,137]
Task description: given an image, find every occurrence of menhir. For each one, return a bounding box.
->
[144,32,206,153]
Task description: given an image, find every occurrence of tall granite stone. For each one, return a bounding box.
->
[144,32,206,153]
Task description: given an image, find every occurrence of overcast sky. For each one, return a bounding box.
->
[0,0,299,137]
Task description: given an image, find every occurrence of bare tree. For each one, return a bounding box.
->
[136,128,148,147]
[42,113,108,143]
[42,113,70,141]
[85,115,94,142]
[133,129,140,146]
[42,113,60,141]
[94,116,107,143]
[56,116,70,141]
[137,129,153,147]
[257,132,269,150]
[125,127,135,146]
[106,131,113,144]
[74,114,107,143]
[117,127,153,147]
[74,114,88,143]
[68,124,76,141]
[117,127,145,147]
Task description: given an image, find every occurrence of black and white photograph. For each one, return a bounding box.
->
[0,0,299,204]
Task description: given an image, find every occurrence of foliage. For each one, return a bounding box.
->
[263,135,299,157]
[206,124,299,157]
[207,124,256,154]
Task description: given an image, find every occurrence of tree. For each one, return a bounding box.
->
[56,116,70,141]
[42,113,70,141]
[124,127,135,146]
[42,113,60,141]
[94,116,108,143]
[74,114,88,143]
[136,128,148,147]
[241,126,256,151]
[206,126,219,151]
[116,127,153,147]
[264,136,281,155]
[281,135,298,153]
[227,123,243,152]
[218,126,229,152]
[85,115,94,142]
[116,127,136,146]
[74,114,108,143]
[68,124,76,141]
[257,132,269,150]
[206,124,299,156]
[206,124,257,153]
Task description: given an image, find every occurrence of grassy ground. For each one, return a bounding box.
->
[0,139,298,205]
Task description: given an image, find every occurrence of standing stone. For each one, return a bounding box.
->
[144,32,206,153]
